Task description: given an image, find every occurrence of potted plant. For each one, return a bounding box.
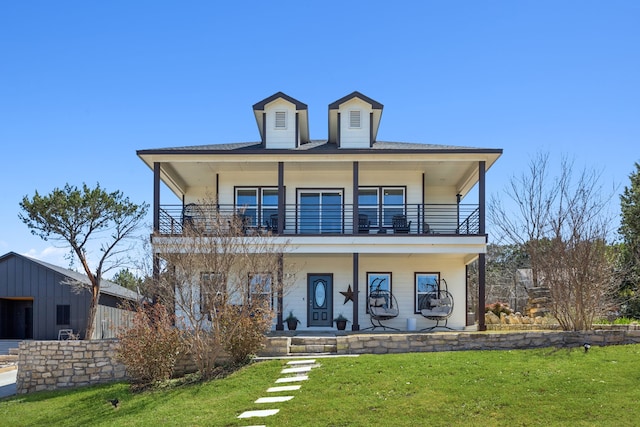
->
[334,313,349,331]
[285,311,300,331]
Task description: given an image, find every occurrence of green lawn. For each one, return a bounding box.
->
[2,344,640,426]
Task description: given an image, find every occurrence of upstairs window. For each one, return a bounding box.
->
[235,187,279,228]
[275,111,287,129]
[349,110,361,129]
[358,187,406,228]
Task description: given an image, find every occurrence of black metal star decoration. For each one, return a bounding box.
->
[340,285,355,304]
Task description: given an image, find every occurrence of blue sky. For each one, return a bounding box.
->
[1,1,638,273]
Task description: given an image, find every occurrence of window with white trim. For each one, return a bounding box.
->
[275,111,287,129]
[349,110,361,128]
[235,187,279,228]
[358,187,405,228]
[200,272,226,317]
[249,273,273,309]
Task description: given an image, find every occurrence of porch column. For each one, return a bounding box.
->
[152,162,161,302]
[479,161,486,235]
[478,253,486,331]
[153,162,160,233]
[478,161,487,331]
[278,162,284,234]
[352,162,359,234]
[352,253,360,331]
[276,253,284,330]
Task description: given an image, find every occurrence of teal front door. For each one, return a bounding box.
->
[307,274,333,327]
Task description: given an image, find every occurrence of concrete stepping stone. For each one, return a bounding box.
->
[281,365,313,374]
[275,375,308,383]
[255,396,294,404]
[287,359,316,365]
[237,409,279,419]
[267,385,301,392]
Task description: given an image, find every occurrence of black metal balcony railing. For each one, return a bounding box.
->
[158,203,481,236]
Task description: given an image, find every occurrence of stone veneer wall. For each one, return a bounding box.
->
[333,329,640,355]
[260,329,640,356]
[17,340,125,394]
[17,340,199,395]
[17,329,640,394]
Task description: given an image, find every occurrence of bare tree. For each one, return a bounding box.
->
[489,153,620,330]
[152,200,292,377]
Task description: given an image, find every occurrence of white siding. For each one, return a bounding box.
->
[264,99,297,149]
[338,98,372,149]
[282,253,469,331]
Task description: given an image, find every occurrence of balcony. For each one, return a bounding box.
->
[158,203,481,237]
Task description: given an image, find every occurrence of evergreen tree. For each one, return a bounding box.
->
[112,268,144,291]
[619,162,640,318]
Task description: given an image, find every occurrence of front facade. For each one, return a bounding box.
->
[138,91,502,332]
[0,252,138,340]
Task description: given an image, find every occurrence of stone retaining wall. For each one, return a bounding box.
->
[16,340,199,395]
[333,329,640,355]
[17,329,640,394]
[17,340,125,394]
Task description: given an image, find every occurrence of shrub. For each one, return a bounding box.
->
[116,303,184,387]
[594,316,638,325]
[485,301,513,317]
[219,303,273,365]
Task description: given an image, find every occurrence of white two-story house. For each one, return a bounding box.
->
[137,91,502,332]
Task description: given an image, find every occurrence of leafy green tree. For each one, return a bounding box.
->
[619,162,640,318]
[112,268,144,292]
[19,183,149,339]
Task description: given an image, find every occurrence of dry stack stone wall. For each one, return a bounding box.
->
[525,287,553,318]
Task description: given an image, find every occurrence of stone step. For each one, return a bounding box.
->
[289,344,337,354]
[289,336,337,355]
[0,355,17,363]
[290,337,337,346]
[0,341,21,356]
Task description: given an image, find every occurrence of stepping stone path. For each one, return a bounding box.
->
[237,358,318,426]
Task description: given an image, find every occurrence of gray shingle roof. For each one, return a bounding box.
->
[137,140,501,155]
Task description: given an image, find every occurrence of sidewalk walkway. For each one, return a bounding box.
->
[0,367,17,399]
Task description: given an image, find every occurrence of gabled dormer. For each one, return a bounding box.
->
[328,91,383,148]
[253,92,310,149]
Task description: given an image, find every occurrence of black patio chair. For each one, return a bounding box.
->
[392,214,411,234]
[358,214,371,234]
[265,213,280,234]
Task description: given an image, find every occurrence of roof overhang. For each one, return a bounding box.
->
[137,144,502,200]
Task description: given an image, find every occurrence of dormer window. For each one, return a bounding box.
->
[275,111,287,129]
[349,110,361,129]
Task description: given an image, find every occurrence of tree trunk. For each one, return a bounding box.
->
[84,283,100,340]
